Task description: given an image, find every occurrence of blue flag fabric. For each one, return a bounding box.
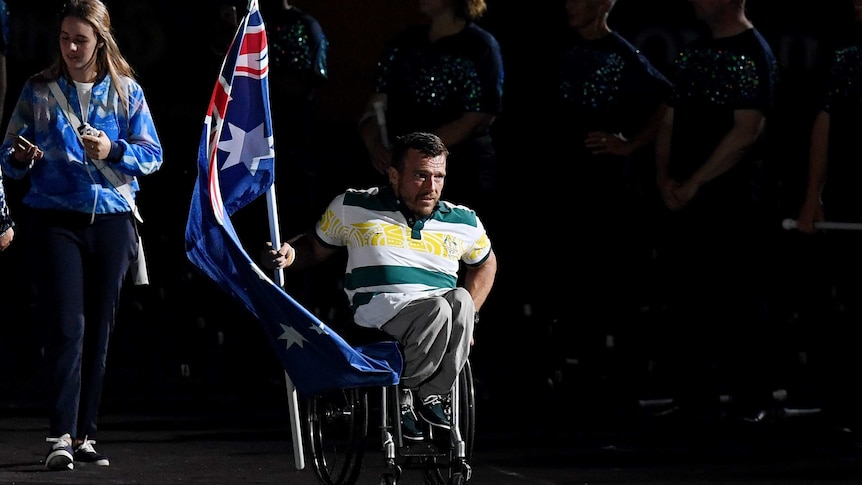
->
[184,0,402,398]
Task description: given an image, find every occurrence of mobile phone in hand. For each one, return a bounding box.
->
[14,135,43,160]
[15,135,34,150]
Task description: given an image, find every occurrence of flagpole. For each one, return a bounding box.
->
[266,179,306,471]
[253,0,304,467]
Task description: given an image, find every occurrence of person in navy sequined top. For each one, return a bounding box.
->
[653,0,779,423]
[558,0,672,170]
[543,0,673,387]
[260,0,329,236]
[793,0,862,435]
[358,0,503,217]
[797,0,862,230]
[657,3,777,211]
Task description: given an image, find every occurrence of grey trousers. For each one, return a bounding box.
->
[382,288,475,400]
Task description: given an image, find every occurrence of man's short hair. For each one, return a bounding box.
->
[390,132,449,171]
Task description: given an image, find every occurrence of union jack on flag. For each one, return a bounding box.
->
[205,0,274,220]
[185,0,402,397]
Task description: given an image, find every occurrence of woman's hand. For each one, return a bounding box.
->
[13,135,43,163]
[0,227,13,251]
[82,130,107,160]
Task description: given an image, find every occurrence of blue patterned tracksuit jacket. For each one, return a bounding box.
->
[0,73,163,217]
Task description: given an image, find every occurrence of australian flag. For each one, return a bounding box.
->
[184,0,402,398]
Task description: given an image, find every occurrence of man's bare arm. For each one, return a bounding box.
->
[463,249,497,312]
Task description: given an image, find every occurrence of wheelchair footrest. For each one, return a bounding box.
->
[398,441,446,457]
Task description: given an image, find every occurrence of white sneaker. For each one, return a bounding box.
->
[74,437,110,466]
[45,433,74,471]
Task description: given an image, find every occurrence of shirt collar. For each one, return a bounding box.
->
[381,185,448,239]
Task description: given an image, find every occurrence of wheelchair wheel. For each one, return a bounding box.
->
[306,387,370,485]
[460,358,476,459]
[423,359,476,485]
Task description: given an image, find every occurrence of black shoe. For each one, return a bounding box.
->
[417,394,451,430]
[45,434,74,471]
[74,437,109,466]
[400,389,424,441]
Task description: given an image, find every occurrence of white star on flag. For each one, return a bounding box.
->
[278,323,308,350]
[218,122,274,175]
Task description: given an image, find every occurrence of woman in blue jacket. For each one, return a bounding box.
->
[0,0,163,471]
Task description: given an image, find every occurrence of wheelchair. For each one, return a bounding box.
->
[303,358,476,485]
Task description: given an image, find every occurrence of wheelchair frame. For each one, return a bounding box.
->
[304,359,476,485]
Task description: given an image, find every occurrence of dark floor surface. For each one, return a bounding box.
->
[3,392,862,485]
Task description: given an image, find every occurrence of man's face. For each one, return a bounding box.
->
[389,148,446,218]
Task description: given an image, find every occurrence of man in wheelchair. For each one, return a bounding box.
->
[265,131,497,441]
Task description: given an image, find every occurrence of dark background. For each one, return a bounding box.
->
[0,0,854,434]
